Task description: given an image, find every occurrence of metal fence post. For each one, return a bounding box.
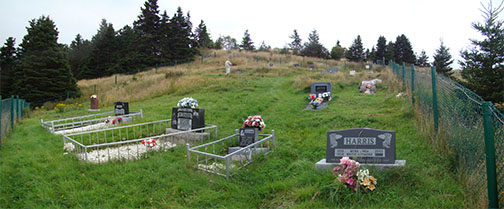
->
[155,64,158,73]
[411,64,415,105]
[93,85,96,94]
[115,75,117,84]
[382,57,385,67]
[201,56,203,64]
[186,143,191,162]
[482,102,498,208]
[431,67,439,134]
[10,96,14,128]
[402,62,405,88]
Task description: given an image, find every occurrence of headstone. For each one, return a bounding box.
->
[114,102,129,116]
[236,70,242,74]
[311,82,332,95]
[365,65,370,69]
[325,68,339,73]
[326,128,395,164]
[349,70,356,75]
[309,65,315,70]
[239,127,258,147]
[269,63,274,67]
[293,64,300,67]
[171,108,205,131]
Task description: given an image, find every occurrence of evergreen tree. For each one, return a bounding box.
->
[68,34,92,79]
[240,29,255,51]
[416,50,430,67]
[217,36,237,50]
[258,41,271,52]
[0,37,17,97]
[460,1,504,104]
[194,20,212,48]
[301,29,329,58]
[394,34,416,64]
[385,41,395,63]
[432,40,453,77]
[289,29,303,55]
[116,25,144,73]
[346,35,364,62]
[168,7,197,60]
[330,40,345,60]
[13,16,78,106]
[80,19,118,79]
[214,36,223,49]
[133,0,161,66]
[375,36,387,63]
[158,11,173,62]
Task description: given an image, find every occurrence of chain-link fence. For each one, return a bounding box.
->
[1,96,31,150]
[389,61,504,208]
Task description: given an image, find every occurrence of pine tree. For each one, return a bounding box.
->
[375,36,387,63]
[330,40,345,60]
[460,1,504,104]
[393,34,416,64]
[116,25,144,73]
[13,16,79,106]
[240,29,255,51]
[346,35,364,62]
[217,36,237,50]
[416,50,430,67]
[68,34,92,79]
[385,41,395,63]
[0,37,17,97]
[133,0,161,66]
[80,19,118,79]
[432,40,453,77]
[258,41,271,52]
[302,29,329,58]
[289,29,302,55]
[194,20,212,48]
[168,7,197,60]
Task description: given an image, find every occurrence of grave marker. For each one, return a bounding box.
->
[114,102,129,116]
[171,108,205,131]
[239,127,258,147]
[325,68,339,73]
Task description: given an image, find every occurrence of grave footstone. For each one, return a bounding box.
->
[171,108,205,131]
[349,70,356,76]
[293,64,300,67]
[309,65,315,70]
[325,68,339,74]
[316,128,406,169]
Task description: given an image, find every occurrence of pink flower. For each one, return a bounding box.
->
[333,166,342,173]
[340,157,351,165]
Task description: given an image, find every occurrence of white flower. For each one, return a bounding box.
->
[63,143,75,152]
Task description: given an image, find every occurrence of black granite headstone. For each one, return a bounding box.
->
[171,107,205,131]
[114,102,129,116]
[293,64,300,67]
[239,127,258,147]
[326,128,395,164]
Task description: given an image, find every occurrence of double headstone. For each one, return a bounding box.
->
[316,128,406,169]
[114,102,129,116]
[171,108,205,131]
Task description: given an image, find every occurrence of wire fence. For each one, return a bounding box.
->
[389,61,504,208]
[0,96,31,150]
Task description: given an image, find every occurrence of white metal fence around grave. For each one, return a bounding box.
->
[187,130,276,178]
[62,119,218,163]
[41,109,143,134]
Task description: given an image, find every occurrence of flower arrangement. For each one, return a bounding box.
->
[177,97,198,108]
[333,157,377,191]
[105,117,122,125]
[90,95,97,99]
[242,115,266,131]
[310,97,324,108]
[142,139,157,148]
[63,143,75,152]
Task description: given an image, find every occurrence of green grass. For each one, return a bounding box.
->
[0,65,471,208]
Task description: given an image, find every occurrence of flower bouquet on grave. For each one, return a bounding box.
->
[333,157,377,192]
[142,139,157,148]
[309,97,324,108]
[90,95,97,99]
[177,97,198,109]
[242,115,266,131]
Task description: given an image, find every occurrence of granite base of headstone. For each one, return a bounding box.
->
[304,102,329,110]
[324,68,339,74]
[88,109,101,112]
[315,159,406,170]
[228,147,269,161]
[165,128,210,145]
[315,128,406,170]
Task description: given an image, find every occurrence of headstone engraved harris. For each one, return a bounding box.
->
[326,128,395,164]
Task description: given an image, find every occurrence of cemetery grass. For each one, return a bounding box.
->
[1,58,471,207]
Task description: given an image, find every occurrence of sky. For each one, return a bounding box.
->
[1,0,503,69]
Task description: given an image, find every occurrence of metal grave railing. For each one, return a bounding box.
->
[41,109,143,134]
[62,119,218,163]
[187,129,276,178]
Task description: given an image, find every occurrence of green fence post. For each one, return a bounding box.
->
[175,60,177,66]
[344,61,346,70]
[94,85,96,94]
[16,96,20,120]
[155,64,158,73]
[201,56,203,64]
[431,66,439,134]
[401,62,405,84]
[214,51,216,58]
[383,57,385,67]
[115,75,117,84]
[370,63,373,70]
[482,102,498,208]
[0,95,2,147]
[302,56,305,66]
[411,64,415,105]
[10,96,14,128]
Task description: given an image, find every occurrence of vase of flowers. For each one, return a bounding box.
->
[90,95,99,110]
[239,115,266,147]
[171,97,205,131]
[332,157,377,192]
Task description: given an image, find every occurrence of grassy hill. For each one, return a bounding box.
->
[0,50,473,208]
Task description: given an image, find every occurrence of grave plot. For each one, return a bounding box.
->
[62,119,217,163]
[41,109,143,135]
[186,129,276,178]
[305,82,332,110]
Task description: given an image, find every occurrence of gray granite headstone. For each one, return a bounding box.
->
[239,127,258,147]
[311,82,332,95]
[325,68,339,73]
[171,108,205,131]
[326,128,395,164]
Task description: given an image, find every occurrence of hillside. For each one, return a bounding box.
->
[0,50,471,208]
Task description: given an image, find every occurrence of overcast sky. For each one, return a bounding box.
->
[1,0,503,68]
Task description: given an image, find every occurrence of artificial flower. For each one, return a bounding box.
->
[242,115,266,131]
